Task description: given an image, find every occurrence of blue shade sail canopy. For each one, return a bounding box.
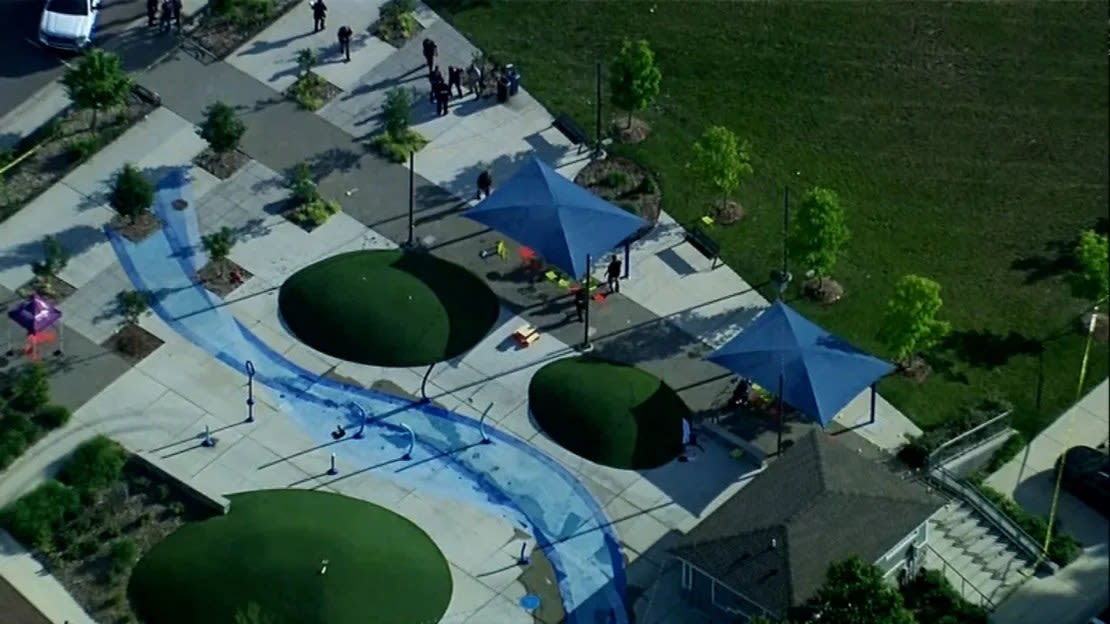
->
[463,156,648,277]
[707,301,895,426]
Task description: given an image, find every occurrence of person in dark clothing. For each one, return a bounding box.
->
[606,255,622,293]
[428,66,444,103]
[574,287,588,323]
[337,25,353,62]
[422,38,438,73]
[171,0,183,31]
[730,377,752,408]
[476,169,492,199]
[159,0,172,33]
[447,66,464,99]
[312,0,327,32]
[466,62,484,99]
[147,0,158,26]
[434,79,451,116]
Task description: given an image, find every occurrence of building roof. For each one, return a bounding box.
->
[670,430,943,615]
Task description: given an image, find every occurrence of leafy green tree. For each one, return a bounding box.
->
[201,227,237,276]
[110,164,154,224]
[1071,229,1108,303]
[900,569,988,624]
[610,38,663,128]
[10,362,51,413]
[382,87,413,139]
[61,49,134,131]
[692,126,753,207]
[59,435,127,499]
[117,290,150,325]
[789,187,850,278]
[199,102,246,155]
[31,235,68,287]
[295,48,319,76]
[879,274,951,362]
[804,557,916,624]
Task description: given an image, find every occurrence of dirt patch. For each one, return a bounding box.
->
[803,276,844,304]
[519,545,565,624]
[196,258,252,298]
[17,275,77,303]
[109,212,163,243]
[27,459,215,624]
[193,147,250,179]
[103,323,164,363]
[574,157,661,227]
[188,0,302,60]
[610,116,651,144]
[899,354,931,382]
[711,199,745,225]
[0,94,157,225]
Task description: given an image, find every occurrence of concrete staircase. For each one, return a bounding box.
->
[927,501,1036,608]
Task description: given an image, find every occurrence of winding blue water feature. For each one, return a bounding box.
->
[107,170,627,623]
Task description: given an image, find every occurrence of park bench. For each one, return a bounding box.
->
[512,323,542,348]
[554,114,588,154]
[686,226,721,269]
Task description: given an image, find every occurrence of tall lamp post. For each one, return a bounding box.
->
[406,150,416,247]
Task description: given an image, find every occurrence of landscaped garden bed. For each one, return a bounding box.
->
[0,362,73,471]
[370,0,423,48]
[101,290,165,363]
[0,92,156,224]
[189,0,301,59]
[429,0,1109,439]
[278,162,342,231]
[574,156,661,226]
[17,275,76,303]
[287,49,343,111]
[194,147,250,179]
[0,436,216,624]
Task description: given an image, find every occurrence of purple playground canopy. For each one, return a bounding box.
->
[9,294,62,334]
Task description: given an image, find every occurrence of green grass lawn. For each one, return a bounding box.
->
[431,0,1109,437]
[529,357,688,468]
[278,250,500,366]
[128,490,451,624]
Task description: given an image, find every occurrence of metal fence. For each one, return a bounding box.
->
[927,410,1012,469]
[924,543,996,610]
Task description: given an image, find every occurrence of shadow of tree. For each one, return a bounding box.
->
[942,329,1044,369]
[307,146,363,178]
[0,224,106,272]
[1010,238,1078,285]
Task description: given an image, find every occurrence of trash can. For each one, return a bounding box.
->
[497,76,510,103]
[505,64,521,96]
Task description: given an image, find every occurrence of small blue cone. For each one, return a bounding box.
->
[520,594,541,612]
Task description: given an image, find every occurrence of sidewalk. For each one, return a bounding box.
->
[987,380,1109,624]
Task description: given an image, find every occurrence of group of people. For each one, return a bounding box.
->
[570,255,624,322]
[423,38,486,117]
[146,0,182,33]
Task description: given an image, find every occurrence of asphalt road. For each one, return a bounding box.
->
[0,0,160,122]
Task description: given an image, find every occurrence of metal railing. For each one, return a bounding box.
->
[927,410,1012,469]
[924,543,996,610]
[925,465,1056,574]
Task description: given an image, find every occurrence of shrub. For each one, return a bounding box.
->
[377,0,419,42]
[117,289,150,324]
[972,481,1081,566]
[199,101,246,154]
[289,198,341,229]
[605,171,630,188]
[0,481,80,549]
[67,136,100,163]
[980,431,1027,476]
[77,538,100,558]
[369,128,428,163]
[295,48,319,76]
[58,435,127,500]
[168,501,186,515]
[156,483,171,501]
[109,538,139,574]
[226,0,274,29]
[900,568,988,624]
[0,412,40,470]
[897,399,1011,469]
[288,163,319,204]
[382,87,413,138]
[290,73,328,111]
[34,404,72,430]
[8,362,51,413]
[109,164,154,224]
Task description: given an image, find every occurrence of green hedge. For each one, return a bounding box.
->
[900,568,988,624]
[58,435,127,501]
[898,398,1012,468]
[969,480,1081,567]
[979,431,1027,476]
[0,362,68,471]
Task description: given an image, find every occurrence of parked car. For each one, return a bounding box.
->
[1056,445,1110,516]
[38,0,100,52]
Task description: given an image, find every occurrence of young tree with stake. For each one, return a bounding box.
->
[201,227,238,277]
[110,164,154,225]
[692,126,752,211]
[61,49,134,132]
[789,187,850,298]
[879,274,951,365]
[609,38,662,130]
[31,235,69,294]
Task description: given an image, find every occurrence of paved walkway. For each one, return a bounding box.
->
[987,380,1109,624]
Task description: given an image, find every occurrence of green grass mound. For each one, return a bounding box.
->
[129,490,451,624]
[278,250,499,366]
[529,357,688,469]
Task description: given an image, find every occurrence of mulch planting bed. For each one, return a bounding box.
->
[0,94,157,224]
[193,147,250,179]
[610,116,651,144]
[31,460,214,624]
[110,213,163,243]
[370,17,424,48]
[196,258,252,298]
[574,156,661,225]
[189,0,301,59]
[103,323,164,363]
[287,72,343,111]
[17,275,77,303]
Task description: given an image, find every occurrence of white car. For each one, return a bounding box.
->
[38,0,100,51]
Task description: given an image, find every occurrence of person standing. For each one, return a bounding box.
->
[337,25,353,62]
[146,0,158,26]
[574,287,588,323]
[172,0,183,32]
[447,66,464,99]
[159,0,172,33]
[476,169,492,199]
[312,0,327,33]
[466,62,483,99]
[422,38,438,73]
[606,255,622,293]
[434,79,451,116]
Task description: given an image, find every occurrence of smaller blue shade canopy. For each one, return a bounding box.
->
[707,301,895,426]
[463,157,647,277]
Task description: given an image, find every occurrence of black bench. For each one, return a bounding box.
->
[686,226,721,269]
[554,114,588,153]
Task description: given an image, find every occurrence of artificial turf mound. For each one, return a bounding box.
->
[278,249,499,366]
[128,490,451,624]
[529,356,688,469]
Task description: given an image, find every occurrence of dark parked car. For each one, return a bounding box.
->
[1056,446,1110,516]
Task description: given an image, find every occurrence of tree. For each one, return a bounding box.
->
[117,290,150,325]
[1071,229,1108,304]
[295,47,319,77]
[879,274,951,362]
[9,363,50,413]
[31,235,69,287]
[199,102,246,155]
[789,187,850,279]
[610,38,662,128]
[382,87,413,139]
[692,126,753,206]
[110,164,154,224]
[201,227,237,276]
[60,49,133,131]
[804,557,916,624]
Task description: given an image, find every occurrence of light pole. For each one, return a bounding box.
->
[245,360,256,423]
[407,150,415,247]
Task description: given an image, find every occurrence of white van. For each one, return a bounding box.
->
[38,0,99,51]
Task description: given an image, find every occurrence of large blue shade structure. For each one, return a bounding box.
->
[707,301,895,453]
[463,156,647,348]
